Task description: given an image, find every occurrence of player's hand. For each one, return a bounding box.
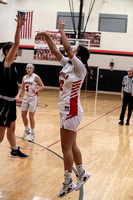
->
[15,94,20,101]
[15,12,27,28]
[16,94,23,100]
[32,88,38,94]
[35,32,45,40]
[57,18,66,31]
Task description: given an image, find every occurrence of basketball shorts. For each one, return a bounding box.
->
[0,98,16,127]
[21,95,38,113]
[60,112,82,132]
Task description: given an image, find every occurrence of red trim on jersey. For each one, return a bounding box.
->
[72,80,82,85]
[69,95,78,116]
[66,114,73,120]
[68,80,82,117]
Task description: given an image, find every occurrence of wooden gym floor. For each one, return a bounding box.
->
[0,88,133,200]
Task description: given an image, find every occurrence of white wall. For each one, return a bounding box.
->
[0,0,133,70]
[15,49,133,71]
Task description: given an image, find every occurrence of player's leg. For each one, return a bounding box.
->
[57,127,76,198]
[7,112,29,158]
[71,113,90,191]
[6,121,16,147]
[0,98,9,142]
[72,133,82,164]
[72,138,90,191]
[21,96,30,138]
[28,111,35,142]
[28,95,37,142]
[0,126,6,143]
[6,101,29,158]
[7,121,29,158]
[21,110,30,138]
[61,128,76,172]
[21,110,28,127]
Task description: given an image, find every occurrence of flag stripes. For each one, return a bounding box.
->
[18,11,33,39]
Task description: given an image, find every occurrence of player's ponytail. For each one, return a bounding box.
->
[0,42,14,56]
[84,60,96,84]
[0,42,6,50]
[77,45,96,84]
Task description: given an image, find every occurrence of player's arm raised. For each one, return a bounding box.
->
[4,13,26,68]
[57,18,74,60]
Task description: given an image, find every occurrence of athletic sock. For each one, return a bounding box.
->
[31,128,35,133]
[25,126,29,131]
[11,145,18,150]
[75,163,84,176]
[64,170,72,184]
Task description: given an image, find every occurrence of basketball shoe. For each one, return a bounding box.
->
[57,179,76,198]
[10,147,29,158]
[22,128,30,139]
[126,121,130,125]
[28,132,35,142]
[75,170,90,191]
[118,121,124,125]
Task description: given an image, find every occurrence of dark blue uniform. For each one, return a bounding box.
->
[0,59,18,127]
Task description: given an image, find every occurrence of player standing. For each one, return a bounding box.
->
[17,63,45,141]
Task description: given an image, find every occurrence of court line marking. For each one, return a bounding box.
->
[39,105,121,150]
[78,105,121,132]
[16,136,81,199]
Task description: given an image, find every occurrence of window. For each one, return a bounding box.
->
[56,12,84,30]
[98,14,128,33]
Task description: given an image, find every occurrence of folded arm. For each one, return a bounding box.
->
[35,32,62,61]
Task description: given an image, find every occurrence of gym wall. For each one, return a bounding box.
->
[0,0,133,92]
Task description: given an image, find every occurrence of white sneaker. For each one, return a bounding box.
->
[28,132,35,142]
[22,129,30,139]
[57,180,76,198]
[75,171,90,191]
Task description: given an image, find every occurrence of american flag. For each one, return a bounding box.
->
[18,11,33,39]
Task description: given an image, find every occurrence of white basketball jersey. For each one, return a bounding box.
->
[23,73,38,97]
[58,55,87,116]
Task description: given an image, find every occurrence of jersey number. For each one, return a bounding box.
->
[59,80,64,91]
[26,85,29,92]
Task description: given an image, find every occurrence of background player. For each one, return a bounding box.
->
[17,63,45,142]
[35,18,90,197]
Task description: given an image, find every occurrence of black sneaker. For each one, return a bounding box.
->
[126,121,130,125]
[118,121,124,125]
[10,147,29,158]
